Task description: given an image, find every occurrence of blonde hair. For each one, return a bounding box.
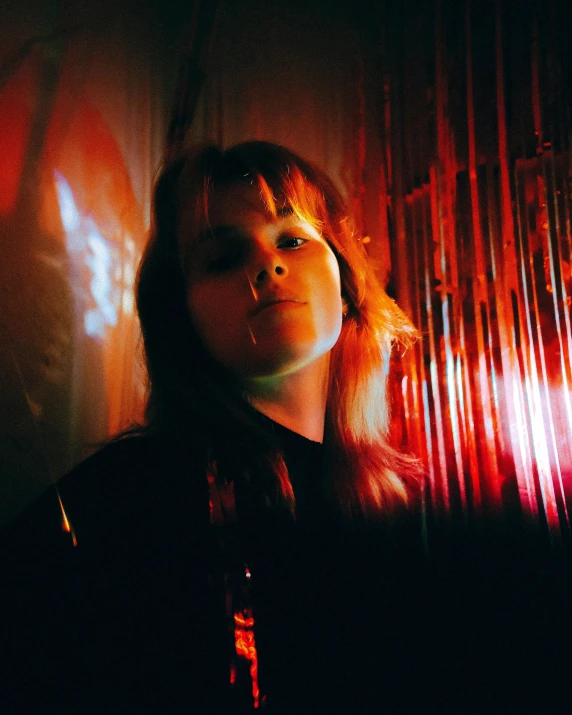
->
[137,141,421,519]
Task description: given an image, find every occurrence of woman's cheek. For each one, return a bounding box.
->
[188,284,245,357]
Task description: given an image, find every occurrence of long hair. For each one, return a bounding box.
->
[136,141,421,519]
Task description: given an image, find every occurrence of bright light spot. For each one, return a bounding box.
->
[53,170,80,233]
[86,231,117,329]
[84,310,105,338]
[53,171,135,338]
[122,291,134,314]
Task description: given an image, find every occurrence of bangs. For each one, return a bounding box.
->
[175,143,332,270]
[248,168,327,233]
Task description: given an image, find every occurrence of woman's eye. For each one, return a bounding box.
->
[278,237,308,249]
[204,237,307,273]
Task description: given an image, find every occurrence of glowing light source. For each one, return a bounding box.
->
[53,171,136,339]
[57,491,77,547]
[392,2,572,537]
[233,607,262,709]
[85,231,117,337]
[54,171,81,234]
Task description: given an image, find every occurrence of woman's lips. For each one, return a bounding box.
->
[249,299,305,318]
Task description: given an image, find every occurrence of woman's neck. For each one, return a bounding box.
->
[243,354,330,443]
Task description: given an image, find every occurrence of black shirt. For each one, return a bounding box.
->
[2,424,571,713]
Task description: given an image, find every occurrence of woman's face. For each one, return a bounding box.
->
[184,182,343,381]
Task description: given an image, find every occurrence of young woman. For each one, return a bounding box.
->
[9,141,564,714]
[138,140,420,518]
[3,141,427,714]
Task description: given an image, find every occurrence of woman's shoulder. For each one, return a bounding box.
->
[3,431,208,561]
[64,428,207,495]
[60,432,161,495]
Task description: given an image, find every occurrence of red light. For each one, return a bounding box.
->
[233,607,261,708]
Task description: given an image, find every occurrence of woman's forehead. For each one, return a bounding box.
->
[180,180,320,238]
[206,183,287,225]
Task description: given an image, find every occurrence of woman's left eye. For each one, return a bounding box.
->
[278,237,308,249]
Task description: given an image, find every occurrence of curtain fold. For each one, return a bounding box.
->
[0,0,186,522]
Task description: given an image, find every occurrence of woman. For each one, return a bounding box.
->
[3,141,426,714]
[138,140,420,517]
[9,141,562,714]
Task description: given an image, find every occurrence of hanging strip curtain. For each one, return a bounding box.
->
[379,0,572,541]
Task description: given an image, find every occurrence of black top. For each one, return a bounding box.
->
[2,422,572,714]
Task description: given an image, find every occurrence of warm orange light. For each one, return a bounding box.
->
[234,612,255,629]
[233,607,261,708]
[57,492,77,547]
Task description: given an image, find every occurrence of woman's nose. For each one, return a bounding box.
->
[251,249,287,284]
[254,264,286,283]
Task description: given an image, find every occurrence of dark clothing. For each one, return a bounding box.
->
[2,424,572,713]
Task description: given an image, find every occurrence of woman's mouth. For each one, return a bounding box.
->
[249,299,305,318]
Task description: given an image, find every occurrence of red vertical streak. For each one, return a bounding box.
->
[554,155,572,381]
[416,187,437,508]
[527,167,566,533]
[496,1,559,528]
[390,17,419,469]
[404,193,427,464]
[533,21,572,531]
[465,0,500,508]
[530,17,570,532]
[434,0,466,511]
[428,169,450,512]
[518,165,546,520]
[514,163,563,528]
[548,150,572,398]
[458,316,482,511]
[404,189,438,504]
[493,0,530,506]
